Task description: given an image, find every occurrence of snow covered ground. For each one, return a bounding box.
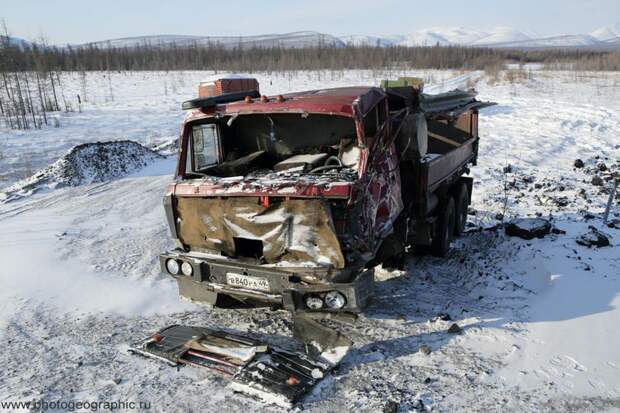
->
[1,69,619,412]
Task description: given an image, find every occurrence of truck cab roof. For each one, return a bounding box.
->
[186,86,386,122]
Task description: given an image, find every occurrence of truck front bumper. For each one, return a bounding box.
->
[159,251,374,313]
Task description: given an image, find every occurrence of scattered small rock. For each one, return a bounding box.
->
[113,378,122,385]
[592,176,604,186]
[438,313,452,321]
[607,218,620,229]
[418,345,431,355]
[505,218,552,240]
[574,159,584,168]
[576,226,611,248]
[447,323,462,334]
[383,400,399,413]
[495,213,504,221]
[423,377,433,384]
[552,197,569,207]
[503,164,513,174]
[598,163,608,172]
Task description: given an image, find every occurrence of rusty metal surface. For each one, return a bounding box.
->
[175,197,345,269]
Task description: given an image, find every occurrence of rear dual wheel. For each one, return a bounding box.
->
[453,183,469,236]
[430,183,469,257]
[431,197,455,257]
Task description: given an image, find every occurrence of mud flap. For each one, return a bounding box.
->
[128,324,349,408]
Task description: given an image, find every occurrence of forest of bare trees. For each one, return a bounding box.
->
[0,26,72,130]
[2,37,619,73]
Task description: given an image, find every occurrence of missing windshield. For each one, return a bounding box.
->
[186,114,360,178]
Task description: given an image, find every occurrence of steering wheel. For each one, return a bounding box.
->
[309,156,344,174]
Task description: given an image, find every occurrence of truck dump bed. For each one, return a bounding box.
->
[388,87,492,219]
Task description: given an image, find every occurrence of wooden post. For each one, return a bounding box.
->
[604,179,618,224]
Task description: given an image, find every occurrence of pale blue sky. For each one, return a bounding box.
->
[2,0,618,44]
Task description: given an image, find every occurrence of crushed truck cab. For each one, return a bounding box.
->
[160,77,493,313]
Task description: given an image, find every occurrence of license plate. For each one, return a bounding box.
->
[226,273,270,292]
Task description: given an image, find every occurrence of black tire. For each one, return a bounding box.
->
[431,197,455,257]
[453,183,469,236]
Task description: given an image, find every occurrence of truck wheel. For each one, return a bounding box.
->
[431,197,455,257]
[453,183,469,236]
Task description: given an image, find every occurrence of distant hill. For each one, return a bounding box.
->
[78,31,345,49]
[590,23,620,41]
[9,24,620,51]
[339,25,619,49]
[0,35,32,49]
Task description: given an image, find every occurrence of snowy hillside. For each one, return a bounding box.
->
[350,26,614,48]
[1,69,619,411]
[50,24,620,50]
[590,23,620,41]
[0,35,32,49]
[488,34,600,48]
[77,31,345,49]
[471,27,532,45]
[397,30,451,47]
[339,35,398,47]
[8,24,620,51]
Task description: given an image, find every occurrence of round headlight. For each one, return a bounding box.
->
[305,295,324,310]
[324,291,346,309]
[181,261,193,276]
[166,259,180,275]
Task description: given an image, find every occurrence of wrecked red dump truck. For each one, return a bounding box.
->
[159,77,493,313]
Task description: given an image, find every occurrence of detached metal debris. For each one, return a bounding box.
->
[129,324,348,408]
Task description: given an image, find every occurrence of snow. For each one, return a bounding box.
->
[72,31,345,50]
[495,226,620,396]
[1,140,163,203]
[228,381,293,409]
[380,25,620,48]
[339,35,398,47]
[472,27,532,45]
[590,23,620,41]
[1,68,620,411]
[0,159,193,322]
[13,25,620,52]
[487,34,601,48]
[200,73,257,84]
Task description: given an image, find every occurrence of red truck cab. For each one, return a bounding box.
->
[160,78,492,313]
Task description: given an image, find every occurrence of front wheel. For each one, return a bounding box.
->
[431,197,455,257]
